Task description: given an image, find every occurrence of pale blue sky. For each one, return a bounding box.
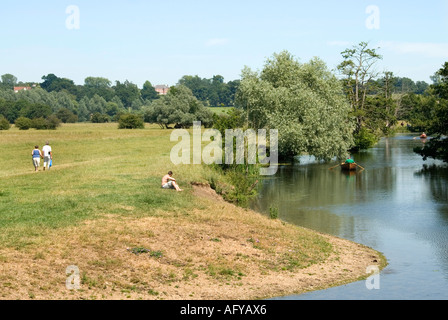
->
[1,0,447,87]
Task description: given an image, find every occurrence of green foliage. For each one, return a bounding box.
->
[144,85,213,129]
[399,93,439,132]
[338,42,382,132]
[141,81,159,101]
[31,117,47,130]
[1,74,17,90]
[56,108,78,123]
[364,96,397,136]
[0,115,10,130]
[41,73,78,96]
[434,62,448,99]
[114,80,141,109]
[178,75,240,107]
[413,62,448,163]
[14,117,32,130]
[118,113,144,129]
[237,51,355,161]
[31,115,61,130]
[211,108,246,135]
[269,206,279,219]
[352,127,379,151]
[44,115,61,130]
[91,112,110,123]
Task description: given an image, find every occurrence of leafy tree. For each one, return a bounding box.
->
[83,77,115,100]
[434,62,448,99]
[44,115,61,130]
[177,75,239,107]
[0,99,21,123]
[56,108,78,123]
[41,74,78,96]
[414,62,448,163]
[19,101,52,119]
[91,112,110,123]
[31,117,47,129]
[338,41,382,132]
[114,80,141,108]
[118,113,144,129]
[14,117,32,130]
[145,85,213,129]
[141,81,159,101]
[1,74,18,90]
[237,51,355,160]
[0,115,10,130]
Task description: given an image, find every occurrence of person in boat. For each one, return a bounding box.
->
[420,132,427,139]
[344,157,355,164]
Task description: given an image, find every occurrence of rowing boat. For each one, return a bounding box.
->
[341,163,358,171]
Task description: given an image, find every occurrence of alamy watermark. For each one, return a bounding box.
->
[365,265,380,290]
[366,5,380,30]
[66,5,80,30]
[170,122,278,176]
[66,265,81,290]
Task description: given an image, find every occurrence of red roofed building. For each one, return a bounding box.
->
[14,86,32,93]
[154,85,170,95]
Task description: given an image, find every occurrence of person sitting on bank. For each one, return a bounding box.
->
[161,171,183,192]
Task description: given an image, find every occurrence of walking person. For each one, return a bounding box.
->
[31,145,43,172]
[42,141,52,171]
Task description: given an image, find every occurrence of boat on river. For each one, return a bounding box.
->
[341,163,358,171]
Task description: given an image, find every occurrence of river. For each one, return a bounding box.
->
[251,134,448,300]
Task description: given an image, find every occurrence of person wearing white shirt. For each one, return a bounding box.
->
[42,141,52,171]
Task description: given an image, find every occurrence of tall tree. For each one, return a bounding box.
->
[415,62,448,162]
[434,62,448,99]
[141,81,159,101]
[337,42,382,132]
[113,80,140,109]
[236,51,355,160]
[1,74,18,89]
[40,74,78,96]
[144,85,213,129]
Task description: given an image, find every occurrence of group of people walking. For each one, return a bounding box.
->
[32,141,52,172]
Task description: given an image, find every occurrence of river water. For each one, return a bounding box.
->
[251,134,448,300]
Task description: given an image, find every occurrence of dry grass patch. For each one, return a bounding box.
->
[0,185,384,300]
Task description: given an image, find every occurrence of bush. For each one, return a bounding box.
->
[352,127,379,151]
[56,108,78,123]
[91,112,110,123]
[118,113,144,129]
[31,116,61,130]
[14,117,32,130]
[45,115,61,130]
[31,117,47,130]
[0,115,10,130]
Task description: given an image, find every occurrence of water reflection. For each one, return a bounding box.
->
[251,134,448,299]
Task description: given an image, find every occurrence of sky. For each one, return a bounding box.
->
[1,0,447,87]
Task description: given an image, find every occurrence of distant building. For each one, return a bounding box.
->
[14,86,32,93]
[154,85,170,95]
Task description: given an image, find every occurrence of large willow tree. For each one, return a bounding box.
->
[236,51,355,161]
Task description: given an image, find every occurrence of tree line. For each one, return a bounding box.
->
[0,73,240,126]
[1,42,447,165]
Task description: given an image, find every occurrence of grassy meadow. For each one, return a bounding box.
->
[0,123,384,300]
[0,123,208,247]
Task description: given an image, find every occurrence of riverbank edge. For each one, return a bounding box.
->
[0,182,387,301]
[190,182,388,299]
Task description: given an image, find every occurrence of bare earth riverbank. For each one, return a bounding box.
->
[0,184,385,300]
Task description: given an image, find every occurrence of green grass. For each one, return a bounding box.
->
[0,123,207,248]
[207,107,234,115]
